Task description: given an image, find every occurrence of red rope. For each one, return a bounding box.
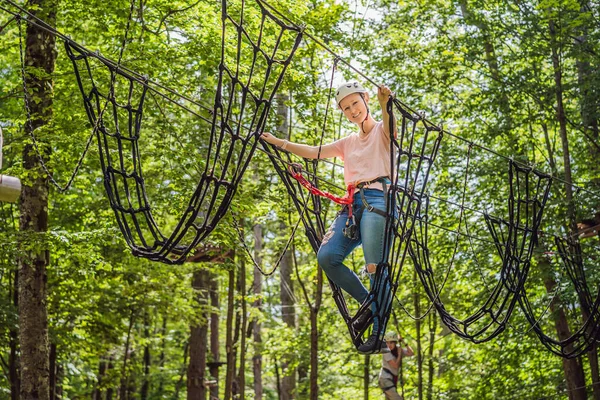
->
[288,163,354,216]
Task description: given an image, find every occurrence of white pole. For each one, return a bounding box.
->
[0,125,22,203]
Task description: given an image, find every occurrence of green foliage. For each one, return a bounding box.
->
[1,0,600,398]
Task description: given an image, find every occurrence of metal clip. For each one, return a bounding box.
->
[343,215,359,240]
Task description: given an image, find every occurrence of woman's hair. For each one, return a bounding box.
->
[391,346,399,358]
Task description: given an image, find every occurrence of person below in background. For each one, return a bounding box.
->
[379,331,414,400]
[260,81,397,353]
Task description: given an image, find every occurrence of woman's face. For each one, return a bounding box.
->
[386,340,397,350]
[339,92,369,125]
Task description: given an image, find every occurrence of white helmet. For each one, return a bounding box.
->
[335,81,368,105]
[384,331,399,342]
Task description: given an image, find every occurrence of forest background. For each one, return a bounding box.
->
[1,0,599,399]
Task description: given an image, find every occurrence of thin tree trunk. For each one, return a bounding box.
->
[209,272,220,400]
[459,0,513,137]
[141,312,151,400]
[175,342,190,400]
[275,361,281,399]
[277,92,296,400]
[158,315,168,397]
[413,268,422,400]
[54,363,63,400]
[309,266,323,400]
[9,266,20,400]
[106,357,115,400]
[252,223,264,400]
[427,313,436,400]
[237,257,248,399]
[549,19,575,227]
[232,262,243,398]
[94,358,107,400]
[18,1,57,398]
[224,263,236,400]
[548,17,587,400]
[119,310,136,400]
[542,259,587,400]
[574,11,600,399]
[188,269,209,400]
[126,349,137,400]
[49,343,57,400]
[279,242,296,400]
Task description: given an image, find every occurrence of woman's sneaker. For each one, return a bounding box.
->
[352,309,373,332]
[357,334,386,353]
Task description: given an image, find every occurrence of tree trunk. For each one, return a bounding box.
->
[209,272,221,400]
[236,258,248,400]
[548,17,588,400]
[119,310,135,400]
[427,312,436,400]
[106,357,115,400]
[157,315,168,397]
[54,363,63,400]
[252,223,264,400]
[18,1,57,398]
[224,263,236,400]
[141,312,151,400]
[280,229,296,400]
[549,19,576,227]
[574,10,600,399]
[413,268,423,400]
[188,269,210,400]
[94,358,107,400]
[574,12,599,159]
[541,260,587,400]
[309,266,323,400]
[9,266,20,400]
[277,92,296,400]
[118,311,135,399]
[175,342,189,399]
[49,343,57,400]
[459,0,514,138]
[126,349,137,400]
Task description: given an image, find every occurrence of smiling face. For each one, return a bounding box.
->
[339,92,370,125]
[386,340,397,351]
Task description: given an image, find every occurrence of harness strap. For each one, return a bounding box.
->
[358,177,388,217]
[380,367,398,391]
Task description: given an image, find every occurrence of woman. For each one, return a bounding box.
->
[261,81,396,352]
[379,331,414,400]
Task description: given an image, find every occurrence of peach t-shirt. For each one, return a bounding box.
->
[327,121,393,191]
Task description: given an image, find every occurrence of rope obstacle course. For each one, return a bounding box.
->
[1,0,600,356]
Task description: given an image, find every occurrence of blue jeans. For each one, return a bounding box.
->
[317,188,393,334]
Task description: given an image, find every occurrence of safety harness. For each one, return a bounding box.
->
[288,163,389,240]
[380,367,399,391]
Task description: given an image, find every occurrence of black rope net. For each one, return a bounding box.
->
[62,0,302,263]
[512,231,600,358]
[414,161,553,342]
[4,0,600,357]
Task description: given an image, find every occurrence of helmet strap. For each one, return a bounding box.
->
[359,93,370,135]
